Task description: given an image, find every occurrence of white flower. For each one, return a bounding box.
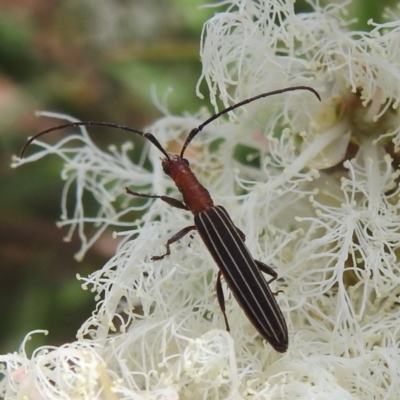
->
[3,0,400,399]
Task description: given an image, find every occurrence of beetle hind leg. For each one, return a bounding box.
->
[216,271,231,332]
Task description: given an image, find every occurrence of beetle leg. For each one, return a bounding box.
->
[125,187,188,210]
[255,260,284,296]
[152,225,196,261]
[235,226,246,242]
[216,271,230,332]
[255,260,278,283]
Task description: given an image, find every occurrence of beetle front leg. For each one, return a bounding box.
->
[152,225,196,261]
[216,271,230,332]
[125,187,188,210]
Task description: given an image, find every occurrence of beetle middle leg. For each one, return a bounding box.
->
[125,187,195,260]
[255,260,284,296]
[151,225,196,261]
[235,226,246,242]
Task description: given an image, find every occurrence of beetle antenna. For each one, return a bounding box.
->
[180,85,321,158]
[20,121,170,160]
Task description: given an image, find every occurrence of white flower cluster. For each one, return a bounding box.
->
[3,0,400,398]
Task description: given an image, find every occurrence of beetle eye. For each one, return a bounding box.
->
[182,158,189,166]
[163,165,170,175]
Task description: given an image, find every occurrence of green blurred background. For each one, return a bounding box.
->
[0,0,396,354]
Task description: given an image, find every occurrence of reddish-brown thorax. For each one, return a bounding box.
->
[162,155,214,214]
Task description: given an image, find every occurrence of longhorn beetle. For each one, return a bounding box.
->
[21,86,320,352]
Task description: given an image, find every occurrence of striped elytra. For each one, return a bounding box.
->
[195,206,288,352]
